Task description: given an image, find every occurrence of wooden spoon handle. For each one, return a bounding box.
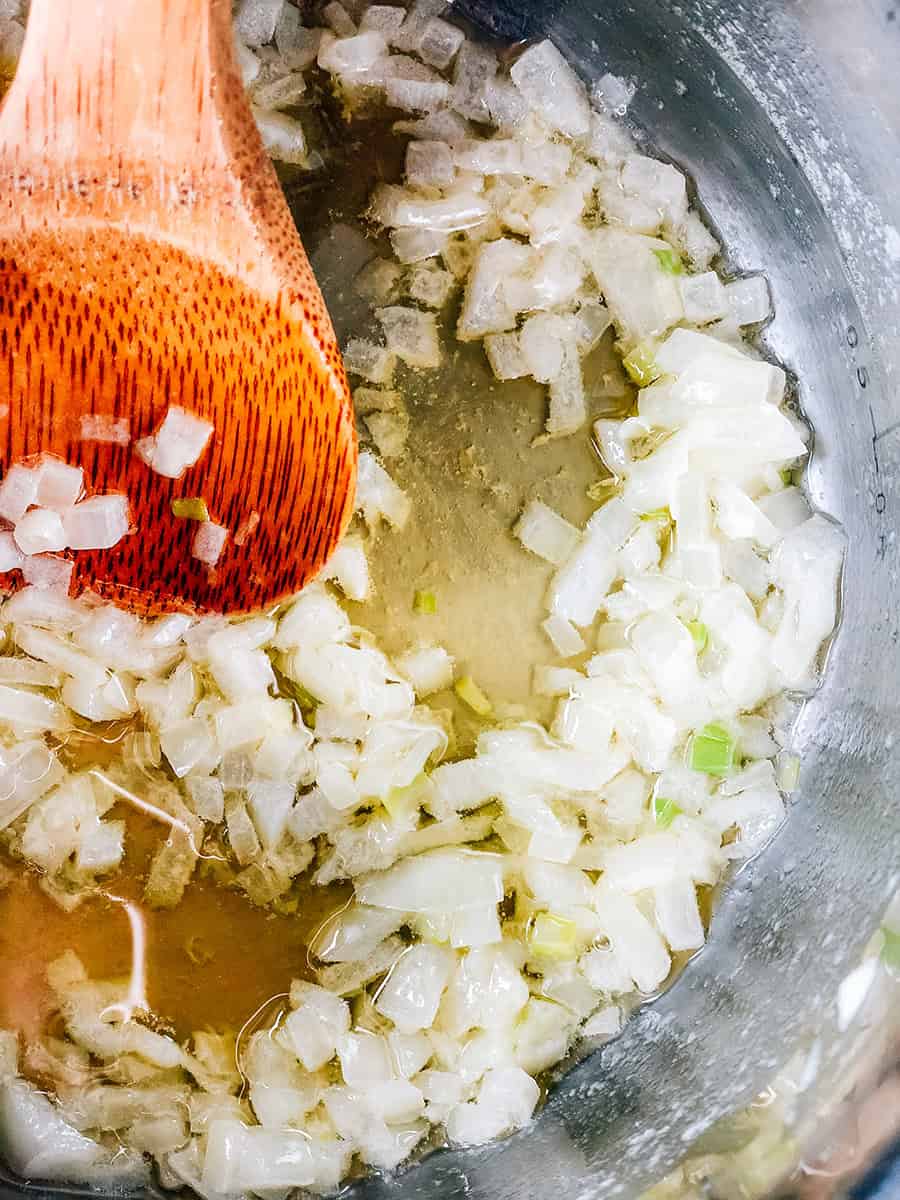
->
[1,0,234,173]
[0,0,290,303]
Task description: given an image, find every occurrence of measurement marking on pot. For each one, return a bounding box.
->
[870,417,900,448]
[855,319,889,562]
[867,406,887,556]
[868,410,886,503]
[869,406,882,475]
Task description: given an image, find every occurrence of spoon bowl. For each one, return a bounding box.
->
[0,0,357,614]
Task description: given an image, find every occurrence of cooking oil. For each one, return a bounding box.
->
[284,107,631,749]
[0,103,629,1064]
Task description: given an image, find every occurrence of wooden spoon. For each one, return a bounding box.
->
[0,0,357,615]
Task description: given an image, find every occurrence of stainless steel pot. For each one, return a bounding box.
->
[2,1,899,1198]
[339,1,900,1195]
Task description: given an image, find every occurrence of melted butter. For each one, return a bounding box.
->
[53,717,138,772]
[283,111,633,750]
[0,805,348,1044]
[1,108,631,1055]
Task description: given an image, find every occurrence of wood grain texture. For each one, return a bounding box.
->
[0,0,357,614]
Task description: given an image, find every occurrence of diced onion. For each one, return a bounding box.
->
[528,912,578,960]
[689,723,737,776]
[77,415,130,444]
[376,305,441,368]
[21,555,74,593]
[724,275,772,326]
[63,495,131,551]
[356,452,411,530]
[191,521,228,566]
[0,530,24,572]
[134,406,214,479]
[514,500,580,566]
[397,645,454,696]
[14,508,67,556]
[34,457,84,510]
[509,40,590,138]
[0,464,40,523]
[454,675,492,716]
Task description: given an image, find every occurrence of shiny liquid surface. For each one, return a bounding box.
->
[0,108,626,1085]
[0,820,345,1046]
[1,1,898,1198]
[285,111,629,743]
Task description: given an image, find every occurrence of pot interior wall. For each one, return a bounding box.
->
[2,2,899,1198]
